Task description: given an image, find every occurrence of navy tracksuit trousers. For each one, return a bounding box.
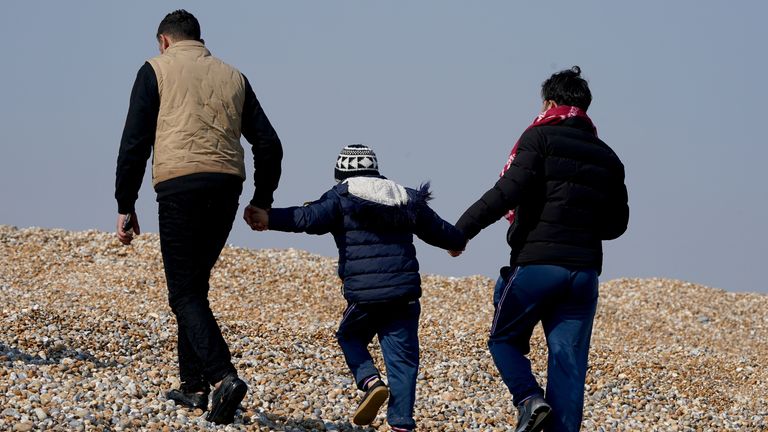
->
[336,300,420,430]
[489,265,598,432]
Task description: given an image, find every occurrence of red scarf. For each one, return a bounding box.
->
[501,105,597,222]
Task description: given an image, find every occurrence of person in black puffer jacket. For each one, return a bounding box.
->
[263,144,466,432]
[452,67,628,432]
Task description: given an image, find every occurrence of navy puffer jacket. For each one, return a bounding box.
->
[269,176,466,303]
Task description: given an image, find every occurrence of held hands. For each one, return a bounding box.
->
[117,212,140,245]
[243,205,269,231]
[447,238,468,257]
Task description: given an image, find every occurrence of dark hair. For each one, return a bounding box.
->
[541,66,592,111]
[157,10,201,42]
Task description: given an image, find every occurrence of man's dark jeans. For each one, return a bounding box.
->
[158,181,241,389]
[336,300,420,430]
[489,265,598,432]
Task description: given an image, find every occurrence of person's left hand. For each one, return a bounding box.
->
[447,250,463,257]
[243,205,269,231]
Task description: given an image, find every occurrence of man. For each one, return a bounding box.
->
[452,66,628,432]
[114,10,282,425]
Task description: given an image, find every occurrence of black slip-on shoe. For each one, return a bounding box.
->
[352,380,389,426]
[514,395,551,432]
[205,374,248,425]
[166,387,209,411]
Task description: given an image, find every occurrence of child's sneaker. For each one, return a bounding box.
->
[352,378,389,425]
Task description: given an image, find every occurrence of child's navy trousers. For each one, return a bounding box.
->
[336,300,420,430]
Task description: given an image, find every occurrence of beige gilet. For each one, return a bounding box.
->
[147,40,246,186]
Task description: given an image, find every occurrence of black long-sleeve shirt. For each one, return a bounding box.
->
[115,62,283,214]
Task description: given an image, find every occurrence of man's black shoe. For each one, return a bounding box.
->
[352,379,389,426]
[205,374,248,425]
[514,395,551,432]
[166,386,209,411]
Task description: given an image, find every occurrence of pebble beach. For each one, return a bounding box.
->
[1,225,766,431]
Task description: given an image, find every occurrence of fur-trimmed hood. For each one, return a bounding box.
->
[335,176,432,230]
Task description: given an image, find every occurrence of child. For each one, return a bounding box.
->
[262,144,466,431]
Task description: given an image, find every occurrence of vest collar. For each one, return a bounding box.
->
[166,39,210,56]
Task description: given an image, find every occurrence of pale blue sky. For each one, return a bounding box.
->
[1,2,766,293]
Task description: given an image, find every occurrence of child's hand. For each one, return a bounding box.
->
[448,250,463,257]
[243,205,269,231]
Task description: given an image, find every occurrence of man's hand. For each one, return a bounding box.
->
[117,212,140,245]
[243,205,269,231]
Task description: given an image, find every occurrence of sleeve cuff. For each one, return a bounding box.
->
[266,207,292,231]
[455,220,479,241]
[117,202,135,215]
[249,196,273,209]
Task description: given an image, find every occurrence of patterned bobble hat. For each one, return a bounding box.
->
[334,144,380,181]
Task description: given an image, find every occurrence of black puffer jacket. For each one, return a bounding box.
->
[269,176,466,303]
[456,117,628,272]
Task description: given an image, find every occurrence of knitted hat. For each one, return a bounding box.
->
[334,144,380,181]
